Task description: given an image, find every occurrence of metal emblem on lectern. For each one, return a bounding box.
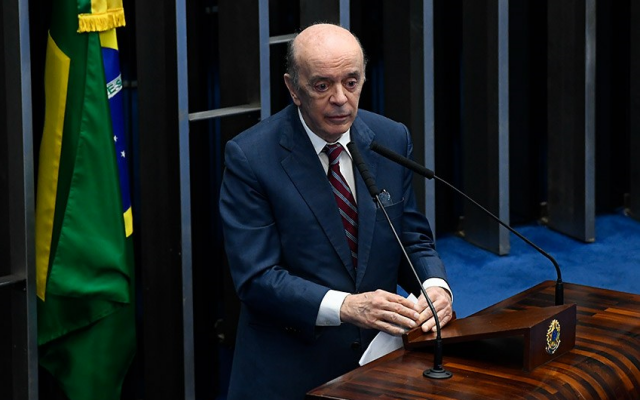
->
[546,319,561,354]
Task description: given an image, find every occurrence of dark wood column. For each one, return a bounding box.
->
[461,0,510,255]
[135,0,193,397]
[508,1,547,225]
[382,0,436,226]
[2,0,38,397]
[546,0,596,242]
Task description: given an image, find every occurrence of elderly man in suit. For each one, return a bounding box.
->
[219,23,453,400]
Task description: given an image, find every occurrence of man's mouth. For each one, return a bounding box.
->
[327,114,350,123]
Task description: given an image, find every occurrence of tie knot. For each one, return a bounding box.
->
[324,143,343,164]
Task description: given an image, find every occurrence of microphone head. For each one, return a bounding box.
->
[370,141,436,180]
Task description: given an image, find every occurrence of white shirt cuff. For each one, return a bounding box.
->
[423,277,453,303]
[316,290,350,326]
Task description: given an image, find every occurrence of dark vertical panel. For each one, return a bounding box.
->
[300,0,342,27]
[547,0,596,242]
[218,0,262,145]
[461,0,510,255]
[629,0,640,220]
[219,0,261,110]
[270,1,300,114]
[423,0,437,228]
[176,0,195,394]
[135,0,186,397]
[349,0,384,115]
[594,0,615,210]
[3,0,38,397]
[186,2,220,398]
[433,0,463,235]
[509,1,547,224]
[382,0,432,220]
[596,1,630,212]
[0,1,11,396]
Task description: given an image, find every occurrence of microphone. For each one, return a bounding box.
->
[370,141,564,306]
[347,142,452,380]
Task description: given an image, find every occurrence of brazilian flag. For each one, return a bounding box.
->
[35,0,135,398]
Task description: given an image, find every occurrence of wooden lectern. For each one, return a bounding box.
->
[403,291,576,372]
[307,281,640,399]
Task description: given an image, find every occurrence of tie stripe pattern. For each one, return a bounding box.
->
[324,143,358,268]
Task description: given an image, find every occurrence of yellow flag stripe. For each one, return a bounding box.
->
[35,33,70,300]
[90,0,107,13]
[92,0,124,14]
[123,207,133,237]
[99,28,118,50]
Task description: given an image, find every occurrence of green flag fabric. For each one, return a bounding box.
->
[35,0,135,398]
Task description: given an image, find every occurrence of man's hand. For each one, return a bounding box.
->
[415,286,453,333]
[339,289,423,336]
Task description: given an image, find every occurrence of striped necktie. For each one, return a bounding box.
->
[324,143,358,269]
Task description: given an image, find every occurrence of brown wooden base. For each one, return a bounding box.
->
[403,302,577,371]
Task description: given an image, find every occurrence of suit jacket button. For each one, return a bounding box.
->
[351,341,361,351]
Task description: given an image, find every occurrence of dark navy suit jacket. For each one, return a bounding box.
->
[219,104,447,399]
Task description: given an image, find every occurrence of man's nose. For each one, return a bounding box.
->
[330,85,348,105]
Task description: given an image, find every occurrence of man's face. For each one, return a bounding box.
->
[285,29,365,143]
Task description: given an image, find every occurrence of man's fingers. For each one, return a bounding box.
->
[413,287,454,332]
[342,288,455,335]
[421,307,454,333]
[372,290,421,321]
[341,290,425,334]
[386,310,417,329]
[375,320,408,336]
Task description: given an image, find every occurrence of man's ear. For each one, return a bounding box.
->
[284,73,301,106]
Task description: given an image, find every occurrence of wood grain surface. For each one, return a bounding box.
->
[307,281,640,399]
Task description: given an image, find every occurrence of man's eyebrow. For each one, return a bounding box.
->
[308,71,362,83]
[346,71,362,78]
[308,75,329,83]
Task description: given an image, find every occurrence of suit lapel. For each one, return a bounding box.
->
[349,119,378,287]
[279,107,356,280]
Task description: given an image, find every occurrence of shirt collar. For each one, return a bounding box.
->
[297,107,352,157]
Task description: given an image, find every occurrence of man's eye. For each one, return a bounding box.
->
[346,80,358,89]
[315,83,329,91]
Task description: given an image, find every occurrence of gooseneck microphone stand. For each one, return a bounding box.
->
[375,192,452,379]
[369,141,564,306]
[347,142,452,379]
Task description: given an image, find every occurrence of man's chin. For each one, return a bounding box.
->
[326,127,352,139]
